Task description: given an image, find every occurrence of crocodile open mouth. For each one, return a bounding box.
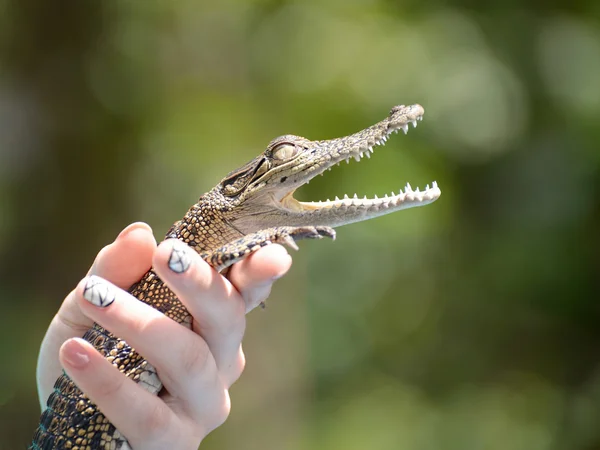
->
[280,106,440,217]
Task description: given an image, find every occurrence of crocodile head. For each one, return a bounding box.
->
[218,104,441,231]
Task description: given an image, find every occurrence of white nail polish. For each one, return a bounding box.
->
[83,276,115,307]
[168,241,194,274]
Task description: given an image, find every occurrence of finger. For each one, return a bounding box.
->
[87,222,157,286]
[152,240,247,386]
[228,244,292,312]
[59,338,197,449]
[75,275,227,423]
[37,223,157,406]
[60,222,156,333]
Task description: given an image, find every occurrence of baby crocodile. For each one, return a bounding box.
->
[31,104,440,449]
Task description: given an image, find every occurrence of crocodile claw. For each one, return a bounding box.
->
[279,226,336,251]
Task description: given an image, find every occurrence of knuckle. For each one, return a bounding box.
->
[195,297,246,338]
[209,389,231,431]
[180,338,211,376]
[222,299,246,333]
[96,369,127,399]
[138,401,172,435]
[225,348,246,387]
[234,295,248,318]
[136,313,161,335]
[236,347,246,374]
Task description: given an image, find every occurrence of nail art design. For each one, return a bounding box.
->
[168,241,194,273]
[83,275,116,307]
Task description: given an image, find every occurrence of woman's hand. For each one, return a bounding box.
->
[36,222,292,449]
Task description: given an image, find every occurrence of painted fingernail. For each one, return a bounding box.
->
[83,275,116,307]
[168,240,195,273]
[62,339,90,369]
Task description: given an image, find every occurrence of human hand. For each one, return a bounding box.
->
[36,222,292,449]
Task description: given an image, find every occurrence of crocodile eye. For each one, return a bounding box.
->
[272,143,297,161]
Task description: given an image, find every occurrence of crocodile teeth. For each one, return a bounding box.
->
[402,124,409,134]
[303,181,440,210]
[353,154,361,162]
[412,120,417,128]
[364,152,371,158]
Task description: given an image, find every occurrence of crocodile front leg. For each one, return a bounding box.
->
[202,226,336,272]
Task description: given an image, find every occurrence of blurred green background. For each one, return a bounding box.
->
[1,0,599,448]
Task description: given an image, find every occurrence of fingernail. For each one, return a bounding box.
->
[168,240,195,274]
[116,222,153,241]
[83,275,116,307]
[63,339,90,369]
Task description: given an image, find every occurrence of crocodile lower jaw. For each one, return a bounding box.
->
[281,181,441,214]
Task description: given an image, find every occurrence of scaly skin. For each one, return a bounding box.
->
[30,104,440,449]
